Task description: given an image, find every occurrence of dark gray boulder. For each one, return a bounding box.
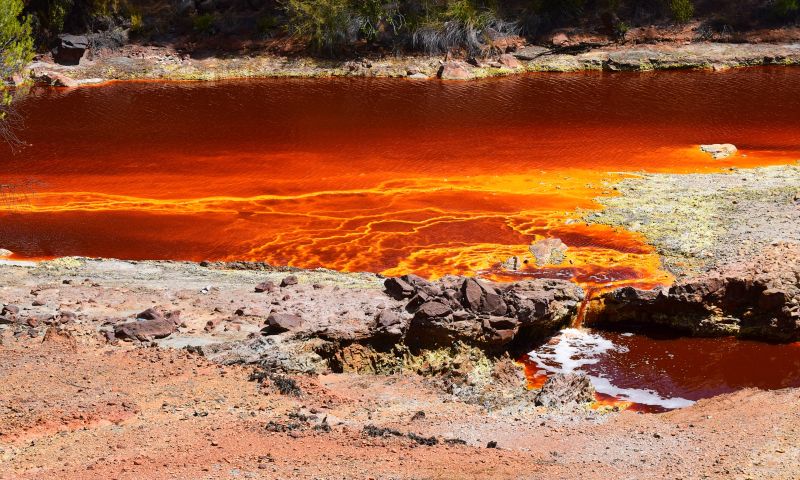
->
[53,34,88,65]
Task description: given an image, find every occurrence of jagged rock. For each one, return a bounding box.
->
[389,275,584,349]
[461,278,483,311]
[1,305,20,316]
[535,373,595,408]
[416,301,452,320]
[264,313,304,334]
[700,144,737,159]
[504,279,585,336]
[53,34,88,65]
[385,276,416,299]
[280,275,298,287]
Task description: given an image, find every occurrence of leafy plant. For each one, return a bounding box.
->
[192,13,216,36]
[0,0,34,143]
[775,0,799,17]
[668,0,694,23]
[130,11,143,32]
[283,0,359,53]
[355,0,405,42]
[47,0,75,33]
[257,14,280,37]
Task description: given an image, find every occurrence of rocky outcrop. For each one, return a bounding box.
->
[53,34,88,65]
[588,244,800,341]
[388,274,584,350]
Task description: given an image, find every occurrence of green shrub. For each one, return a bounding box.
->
[283,0,359,53]
[775,0,799,17]
[668,0,694,23]
[130,11,143,31]
[1,0,34,142]
[257,14,279,37]
[284,0,358,51]
[47,0,75,33]
[355,0,404,42]
[192,13,216,36]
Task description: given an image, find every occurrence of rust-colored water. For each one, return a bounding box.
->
[522,331,800,411]
[2,68,800,290]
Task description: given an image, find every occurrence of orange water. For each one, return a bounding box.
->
[2,68,800,290]
[521,333,800,411]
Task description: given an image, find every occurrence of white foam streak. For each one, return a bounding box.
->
[528,328,695,410]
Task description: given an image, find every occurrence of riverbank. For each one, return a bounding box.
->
[1,257,799,478]
[24,41,800,86]
[582,164,800,341]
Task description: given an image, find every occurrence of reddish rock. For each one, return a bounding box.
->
[264,313,304,334]
[114,309,181,341]
[280,275,298,287]
[42,327,78,352]
[205,317,223,332]
[385,276,416,299]
[415,301,452,320]
[591,244,800,341]
[498,54,521,69]
[255,281,276,293]
[438,61,473,80]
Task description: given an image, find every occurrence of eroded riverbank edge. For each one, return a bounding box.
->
[582,164,800,341]
[22,41,800,86]
[1,256,799,478]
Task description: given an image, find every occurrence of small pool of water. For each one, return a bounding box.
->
[524,328,800,411]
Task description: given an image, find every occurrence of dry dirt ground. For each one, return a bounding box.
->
[1,338,799,480]
[1,259,799,479]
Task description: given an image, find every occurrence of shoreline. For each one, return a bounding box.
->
[23,41,800,86]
